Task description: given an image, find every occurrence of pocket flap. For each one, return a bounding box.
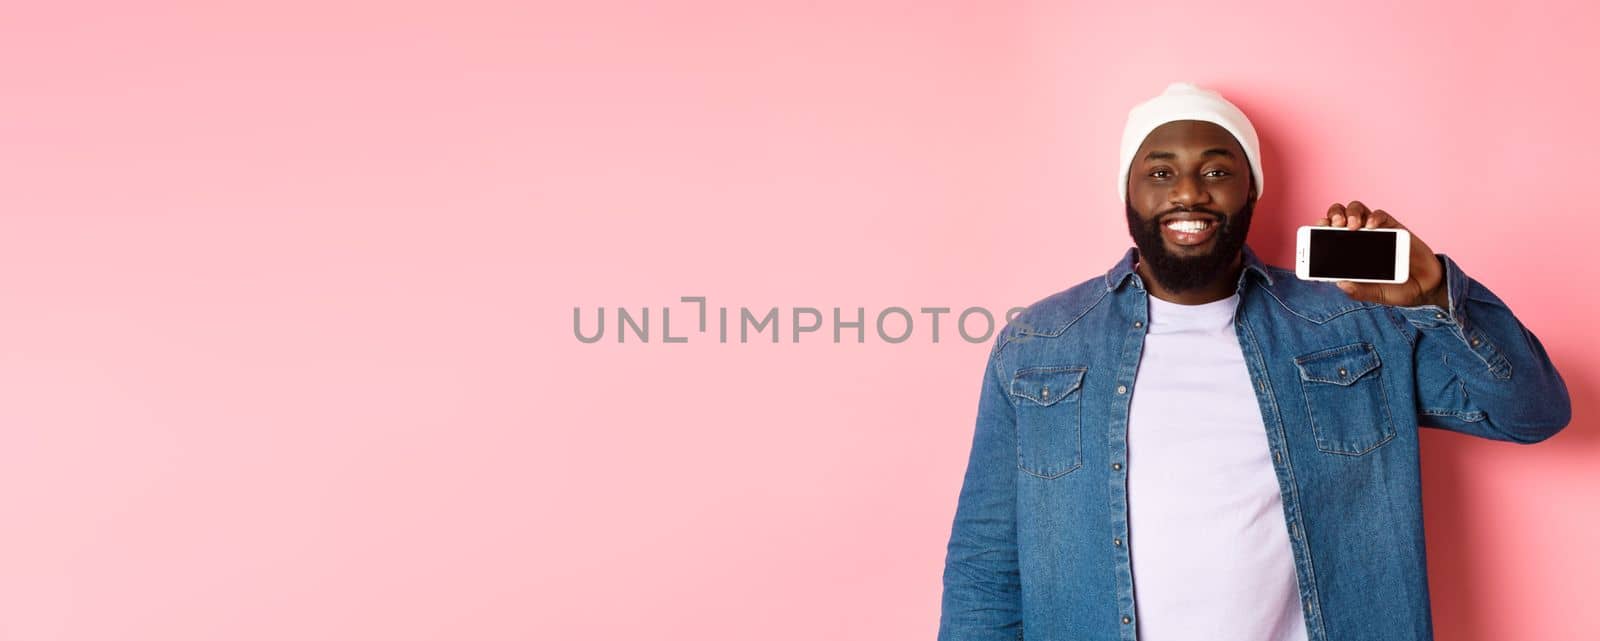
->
[1294,342,1381,386]
[1010,366,1086,406]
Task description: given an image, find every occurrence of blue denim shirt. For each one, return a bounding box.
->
[938,243,1571,641]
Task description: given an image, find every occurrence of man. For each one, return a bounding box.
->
[937,82,1571,641]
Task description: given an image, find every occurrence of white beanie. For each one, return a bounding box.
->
[1119,81,1264,204]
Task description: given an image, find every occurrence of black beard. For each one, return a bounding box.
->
[1124,195,1255,294]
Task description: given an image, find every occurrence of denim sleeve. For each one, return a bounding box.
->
[937,337,1022,640]
[1387,252,1572,443]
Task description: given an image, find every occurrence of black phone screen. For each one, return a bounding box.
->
[1309,229,1399,280]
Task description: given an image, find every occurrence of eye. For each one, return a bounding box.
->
[1149,168,1230,180]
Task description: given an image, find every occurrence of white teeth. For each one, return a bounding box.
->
[1166,220,1211,232]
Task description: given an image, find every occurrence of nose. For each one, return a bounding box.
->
[1167,173,1212,209]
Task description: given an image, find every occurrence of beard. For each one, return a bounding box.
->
[1124,194,1255,294]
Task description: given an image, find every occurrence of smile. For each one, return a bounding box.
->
[1160,217,1219,246]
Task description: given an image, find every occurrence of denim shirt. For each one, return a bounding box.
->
[938,243,1571,641]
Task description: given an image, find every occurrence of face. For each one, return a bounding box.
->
[1125,120,1256,294]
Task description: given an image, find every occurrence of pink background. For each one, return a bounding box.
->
[2,1,1595,639]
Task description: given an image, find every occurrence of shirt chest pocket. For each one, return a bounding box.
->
[1009,366,1086,479]
[1292,342,1397,456]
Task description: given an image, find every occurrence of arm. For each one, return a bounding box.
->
[1387,253,1573,443]
[937,340,1022,640]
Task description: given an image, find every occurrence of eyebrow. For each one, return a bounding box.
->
[1143,148,1237,162]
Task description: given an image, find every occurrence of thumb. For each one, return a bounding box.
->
[1335,280,1386,304]
[1335,280,1363,299]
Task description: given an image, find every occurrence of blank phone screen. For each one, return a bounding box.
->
[1309,229,1398,280]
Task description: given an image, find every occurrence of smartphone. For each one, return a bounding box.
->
[1295,226,1410,284]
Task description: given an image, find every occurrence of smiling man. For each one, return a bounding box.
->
[1123,118,1256,304]
[937,82,1572,641]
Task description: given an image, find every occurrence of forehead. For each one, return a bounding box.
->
[1136,120,1244,160]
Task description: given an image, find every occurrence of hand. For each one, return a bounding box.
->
[1316,201,1447,308]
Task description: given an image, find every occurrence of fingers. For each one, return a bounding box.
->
[1325,202,1366,229]
[1323,201,1404,230]
[1344,201,1369,230]
[1375,208,1408,230]
[1365,208,1386,229]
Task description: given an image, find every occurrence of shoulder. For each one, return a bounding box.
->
[995,274,1113,349]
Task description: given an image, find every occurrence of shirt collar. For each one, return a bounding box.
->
[1102,243,1276,292]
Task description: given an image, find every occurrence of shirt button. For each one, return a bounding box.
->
[1273,450,1282,463]
[1122,616,1132,624]
[1133,320,1143,328]
[1435,311,1445,319]
[1470,337,1481,346]
[1114,537,1122,546]
[1337,367,1347,377]
[1041,386,1050,399]
[1112,463,1123,471]
[1117,384,1127,394]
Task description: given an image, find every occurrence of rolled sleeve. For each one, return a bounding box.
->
[1387,252,1571,442]
[1390,253,1511,378]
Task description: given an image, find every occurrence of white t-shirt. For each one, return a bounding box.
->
[1126,291,1308,641]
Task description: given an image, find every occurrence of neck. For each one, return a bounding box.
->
[1136,250,1245,305]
